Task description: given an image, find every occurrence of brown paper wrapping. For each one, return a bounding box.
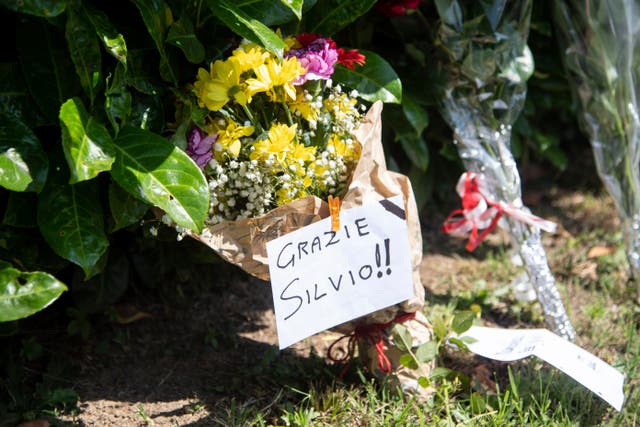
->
[190,101,425,324]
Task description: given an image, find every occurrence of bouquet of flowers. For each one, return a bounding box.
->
[554,0,640,282]
[434,0,575,340]
[182,33,365,226]
[168,32,433,391]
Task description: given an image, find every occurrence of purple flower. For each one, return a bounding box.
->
[285,38,339,85]
[186,127,216,170]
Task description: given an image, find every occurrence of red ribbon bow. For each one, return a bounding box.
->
[327,312,416,378]
[442,172,557,251]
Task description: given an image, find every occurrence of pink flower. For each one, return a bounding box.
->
[286,35,339,85]
[186,127,216,170]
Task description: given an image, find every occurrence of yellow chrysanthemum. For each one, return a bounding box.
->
[215,121,255,159]
[288,90,318,121]
[327,134,360,162]
[193,59,248,111]
[245,58,305,101]
[289,142,316,165]
[231,46,269,73]
[250,123,297,164]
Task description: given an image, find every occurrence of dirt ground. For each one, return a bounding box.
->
[32,157,619,426]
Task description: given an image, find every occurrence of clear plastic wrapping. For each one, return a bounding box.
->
[554,0,640,279]
[435,0,576,339]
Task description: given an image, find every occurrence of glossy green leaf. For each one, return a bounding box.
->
[399,135,429,171]
[2,192,37,228]
[111,126,209,232]
[16,18,78,123]
[66,8,102,104]
[0,264,67,322]
[402,94,429,136]
[304,0,376,36]
[2,0,66,17]
[126,49,162,95]
[37,165,109,277]
[129,92,165,133]
[207,0,286,58]
[166,16,205,64]
[0,114,48,192]
[105,63,132,133]
[332,50,402,104]
[279,0,303,19]
[236,0,317,26]
[59,98,115,183]
[83,3,127,65]
[0,62,47,127]
[130,0,177,84]
[417,376,430,388]
[108,182,149,231]
[452,310,476,334]
[415,341,438,363]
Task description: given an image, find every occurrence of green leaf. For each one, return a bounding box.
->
[108,182,149,231]
[398,353,418,370]
[0,114,48,192]
[402,94,429,136]
[304,0,376,36]
[0,263,67,322]
[207,0,286,58]
[105,63,132,133]
[332,50,402,104]
[37,165,109,277]
[470,392,487,414]
[66,7,102,104]
[415,341,438,363]
[83,3,128,65]
[432,316,448,341]
[399,135,429,171]
[2,192,37,228]
[16,18,78,123]
[236,0,317,26]
[2,0,67,17]
[417,376,430,388]
[452,310,476,335]
[0,62,48,128]
[279,0,303,19]
[59,98,115,183]
[111,126,209,232]
[130,0,177,84]
[391,323,413,352]
[448,336,469,351]
[428,366,453,382]
[166,15,205,64]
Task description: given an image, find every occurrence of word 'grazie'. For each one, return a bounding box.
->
[275,217,370,269]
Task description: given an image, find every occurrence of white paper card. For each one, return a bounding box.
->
[266,195,414,349]
[460,326,625,411]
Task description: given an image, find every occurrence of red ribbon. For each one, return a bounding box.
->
[443,172,557,251]
[327,312,416,378]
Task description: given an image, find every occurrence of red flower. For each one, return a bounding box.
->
[337,48,366,70]
[296,32,336,49]
[375,0,421,16]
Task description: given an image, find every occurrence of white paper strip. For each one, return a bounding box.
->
[460,326,625,411]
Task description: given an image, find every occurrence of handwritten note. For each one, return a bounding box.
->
[266,195,414,349]
[460,326,625,411]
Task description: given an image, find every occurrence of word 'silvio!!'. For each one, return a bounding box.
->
[279,237,393,321]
